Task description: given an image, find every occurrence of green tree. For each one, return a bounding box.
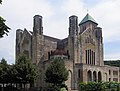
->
[0,0,11,38]
[0,0,2,4]
[15,54,38,89]
[45,58,68,86]
[7,64,18,86]
[0,58,10,91]
[104,60,120,67]
[79,82,120,91]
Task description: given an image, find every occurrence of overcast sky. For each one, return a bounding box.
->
[0,0,120,64]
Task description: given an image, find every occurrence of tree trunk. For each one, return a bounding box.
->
[30,82,34,88]
[1,87,3,91]
[24,83,25,91]
[2,83,4,91]
[10,83,12,91]
[15,83,16,88]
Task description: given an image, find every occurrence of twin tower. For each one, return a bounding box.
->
[32,15,80,64]
[16,13,103,66]
[33,15,78,37]
[16,14,120,90]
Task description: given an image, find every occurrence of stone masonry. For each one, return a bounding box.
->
[16,13,120,91]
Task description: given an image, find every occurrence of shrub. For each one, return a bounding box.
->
[79,82,120,91]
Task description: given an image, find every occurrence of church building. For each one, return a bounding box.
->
[16,13,120,90]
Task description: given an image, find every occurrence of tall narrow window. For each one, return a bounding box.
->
[87,50,89,64]
[88,50,90,64]
[86,50,87,64]
[86,49,95,65]
[78,69,81,78]
[93,52,94,65]
[109,70,111,75]
[90,49,91,64]
[94,52,95,65]
[92,51,93,65]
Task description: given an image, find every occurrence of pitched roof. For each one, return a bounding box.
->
[79,13,98,25]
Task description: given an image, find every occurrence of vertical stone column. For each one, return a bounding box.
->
[91,71,93,81]
[111,70,113,81]
[96,72,98,82]
[83,69,87,82]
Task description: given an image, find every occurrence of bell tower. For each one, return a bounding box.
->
[33,15,43,35]
[68,15,80,63]
[32,15,44,64]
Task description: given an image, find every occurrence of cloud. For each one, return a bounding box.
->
[0,0,54,29]
[105,52,120,60]
[0,0,120,63]
[61,0,85,16]
[0,49,14,64]
[44,18,68,39]
[43,0,87,39]
[91,0,120,42]
[0,0,54,64]
[0,35,15,64]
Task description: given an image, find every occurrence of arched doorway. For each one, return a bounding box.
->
[93,71,97,82]
[87,70,92,82]
[98,71,102,82]
[65,70,72,90]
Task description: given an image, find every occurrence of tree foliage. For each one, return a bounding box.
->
[79,82,120,91]
[0,58,10,84]
[0,0,11,38]
[0,0,2,4]
[0,55,38,90]
[45,58,68,86]
[7,64,18,84]
[16,54,38,85]
[104,60,120,67]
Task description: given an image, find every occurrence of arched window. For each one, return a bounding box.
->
[85,50,95,65]
[98,71,102,82]
[93,71,97,82]
[65,70,72,90]
[87,70,92,82]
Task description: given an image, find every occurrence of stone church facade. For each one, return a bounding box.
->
[16,14,120,90]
